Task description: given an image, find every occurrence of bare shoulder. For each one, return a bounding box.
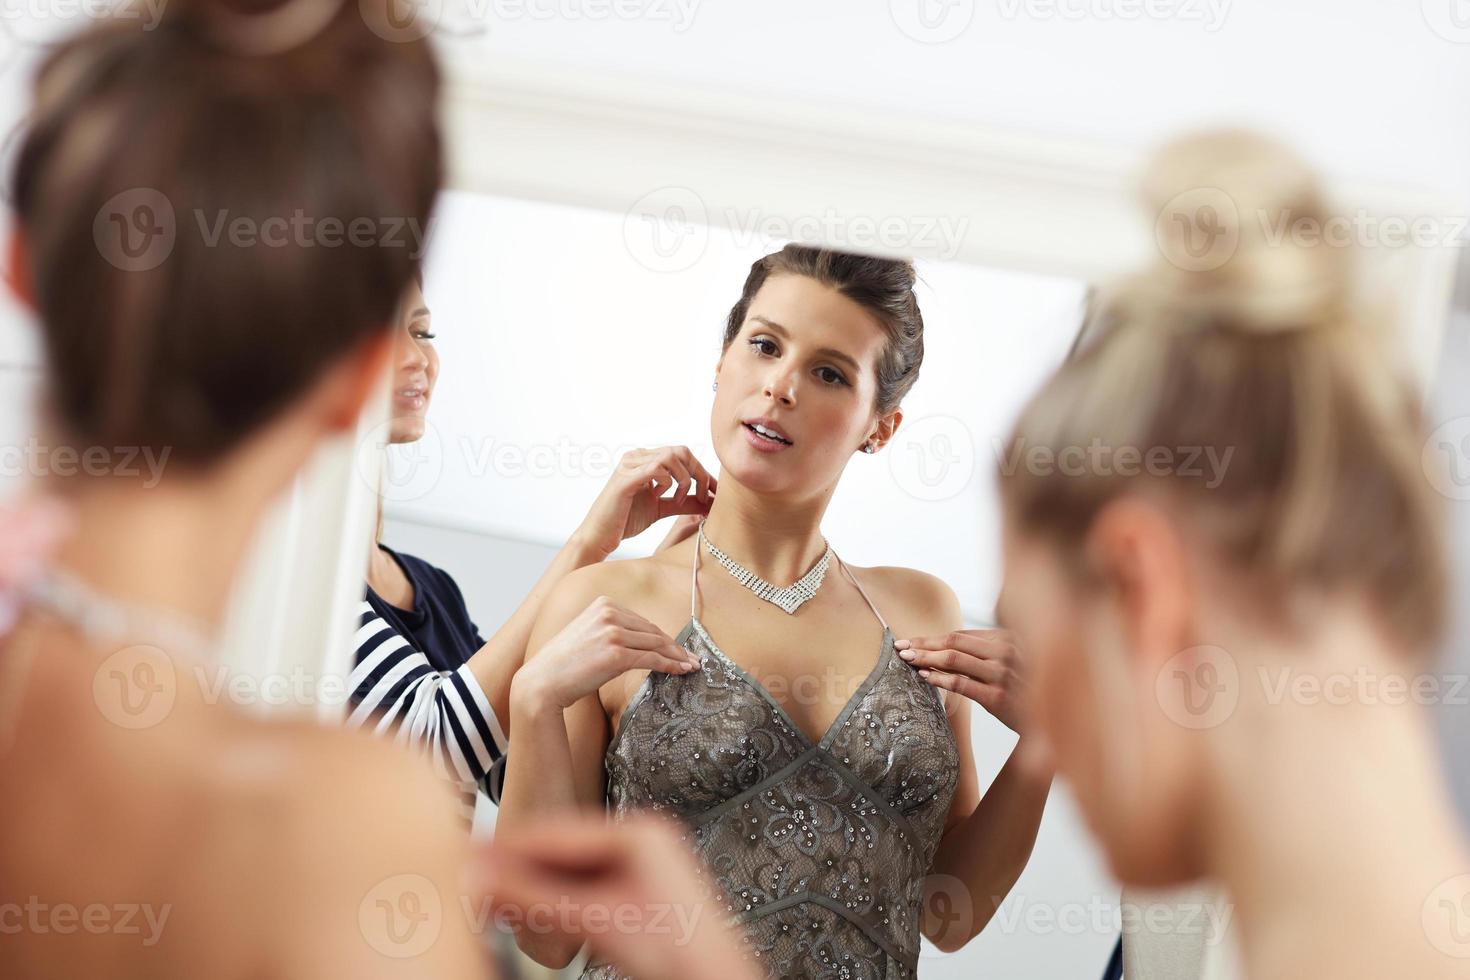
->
[848,565,964,639]
[533,541,694,649]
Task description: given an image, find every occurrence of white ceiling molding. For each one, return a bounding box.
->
[441,53,1462,387]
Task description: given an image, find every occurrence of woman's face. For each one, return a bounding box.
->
[1001,514,1208,887]
[711,273,895,500]
[388,278,439,444]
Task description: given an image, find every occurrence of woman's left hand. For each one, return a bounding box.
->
[896,628,1028,734]
[573,446,717,560]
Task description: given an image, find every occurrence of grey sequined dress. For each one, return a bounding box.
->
[583,548,961,980]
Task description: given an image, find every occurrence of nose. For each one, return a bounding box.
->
[397,326,429,372]
[763,364,798,408]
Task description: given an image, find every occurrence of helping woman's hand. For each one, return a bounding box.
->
[474,815,759,980]
[573,447,717,561]
[896,628,1029,734]
[512,595,699,713]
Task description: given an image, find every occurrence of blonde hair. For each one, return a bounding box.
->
[1000,130,1446,651]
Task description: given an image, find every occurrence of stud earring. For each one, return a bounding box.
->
[711,382,718,392]
[862,443,876,454]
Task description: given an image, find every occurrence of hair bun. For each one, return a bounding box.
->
[1140,129,1350,335]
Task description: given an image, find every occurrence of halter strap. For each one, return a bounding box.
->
[689,522,888,630]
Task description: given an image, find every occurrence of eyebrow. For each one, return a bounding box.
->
[749,316,862,375]
[407,307,430,320]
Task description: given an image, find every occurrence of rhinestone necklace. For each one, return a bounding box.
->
[698,523,832,615]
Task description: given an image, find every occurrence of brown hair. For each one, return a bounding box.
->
[722,244,925,414]
[10,0,442,465]
[1000,131,1446,651]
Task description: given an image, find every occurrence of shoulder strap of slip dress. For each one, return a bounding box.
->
[836,557,890,632]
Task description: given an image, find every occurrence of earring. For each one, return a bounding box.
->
[711,382,718,391]
[862,443,876,454]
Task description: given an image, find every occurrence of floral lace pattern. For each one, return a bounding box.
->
[586,617,960,980]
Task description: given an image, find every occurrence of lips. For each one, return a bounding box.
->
[742,417,793,447]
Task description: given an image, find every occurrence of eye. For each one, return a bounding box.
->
[748,336,778,357]
[413,328,436,341]
[816,366,850,387]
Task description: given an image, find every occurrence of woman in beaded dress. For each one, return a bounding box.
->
[497,245,1055,979]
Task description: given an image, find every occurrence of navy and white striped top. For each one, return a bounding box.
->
[347,546,506,824]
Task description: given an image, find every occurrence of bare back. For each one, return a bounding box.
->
[0,619,484,980]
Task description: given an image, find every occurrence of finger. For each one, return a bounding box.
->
[670,446,717,499]
[626,647,700,675]
[658,456,694,498]
[656,490,713,521]
[895,630,1010,657]
[898,646,1005,684]
[613,628,699,668]
[918,669,1005,712]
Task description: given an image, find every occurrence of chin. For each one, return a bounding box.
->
[389,417,426,444]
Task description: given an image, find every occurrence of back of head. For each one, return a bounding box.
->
[1001,130,1446,652]
[10,0,442,464]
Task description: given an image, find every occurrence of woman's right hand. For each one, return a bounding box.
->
[476,815,760,980]
[511,595,698,712]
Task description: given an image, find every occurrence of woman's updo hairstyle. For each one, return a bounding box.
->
[10,0,442,464]
[722,244,925,414]
[1000,130,1446,652]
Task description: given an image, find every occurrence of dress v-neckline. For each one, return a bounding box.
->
[685,615,895,751]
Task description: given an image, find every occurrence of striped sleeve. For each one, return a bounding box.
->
[347,601,508,805]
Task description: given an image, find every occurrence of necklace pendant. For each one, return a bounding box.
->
[700,526,832,615]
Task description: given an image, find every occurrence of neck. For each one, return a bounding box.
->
[1199,620,1469,977]
[41,468,278,635]
[698,478,832,584]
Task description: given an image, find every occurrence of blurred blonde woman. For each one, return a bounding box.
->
[998,130,1470,980]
